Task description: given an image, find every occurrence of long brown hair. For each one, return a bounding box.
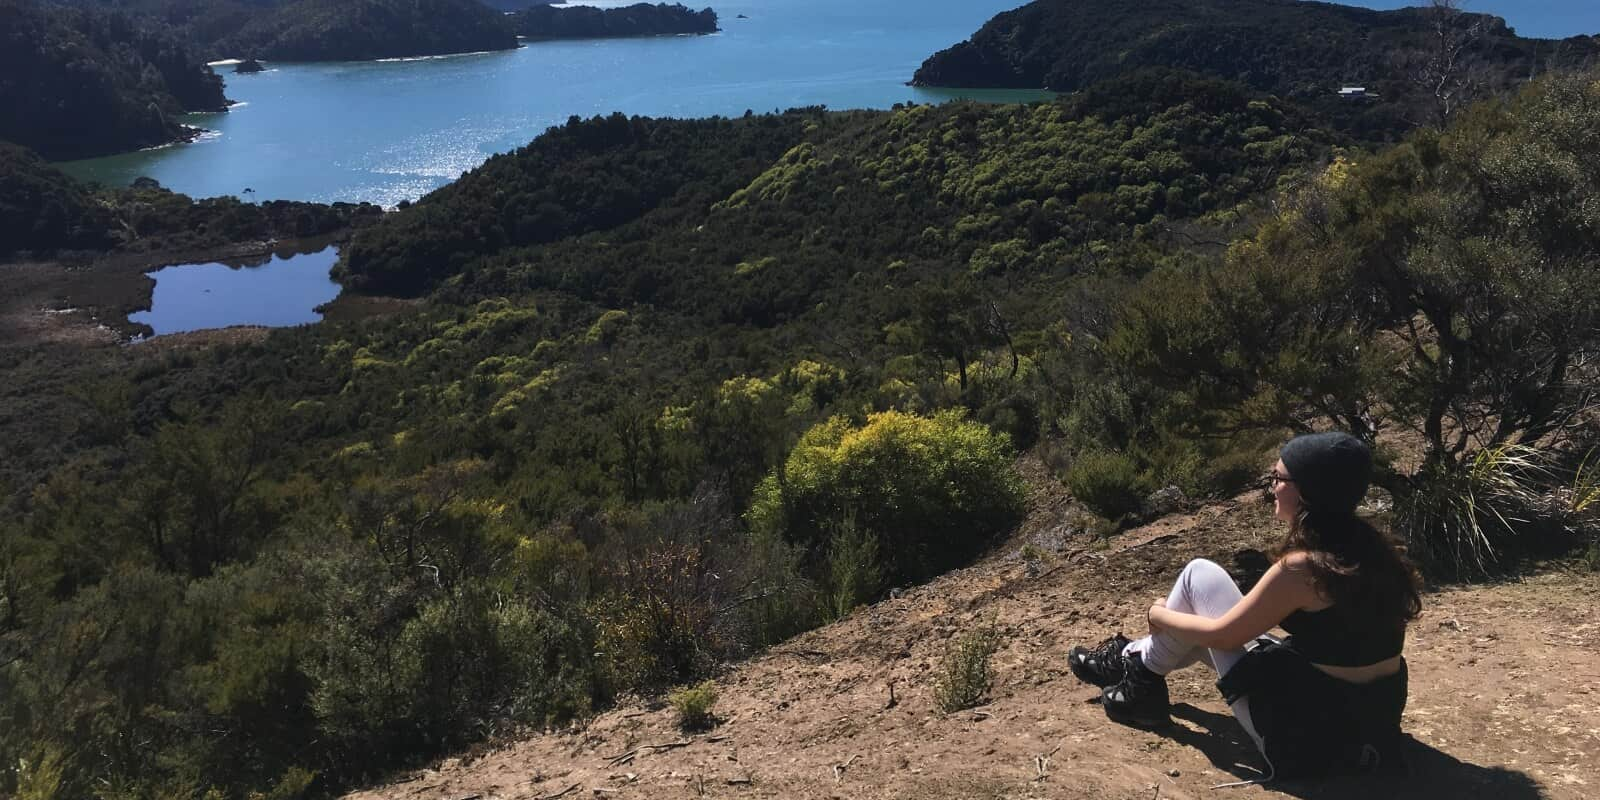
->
[1278,510,1422,627]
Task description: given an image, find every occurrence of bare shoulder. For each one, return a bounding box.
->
[1271,550,1329,607]
[1276,550,1314,570]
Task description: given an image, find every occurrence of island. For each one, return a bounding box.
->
[511,2,719,40]
[212,0,520,62]
[912,0,1600,137]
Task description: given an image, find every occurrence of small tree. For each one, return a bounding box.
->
[1402,0,1490,127]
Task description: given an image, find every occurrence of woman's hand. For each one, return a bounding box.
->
[1147,598,1167,634]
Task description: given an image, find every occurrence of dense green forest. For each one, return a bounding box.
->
[52,0,718,63]
[51,0,518,61]
[478,0,553,10]
[210,0,517,62]
[511,3,717,41]
[913,0,1600,138]
[4,63,1597,799]
[0,143,382,257]
[0,0,228,159]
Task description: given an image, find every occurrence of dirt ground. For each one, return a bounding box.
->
[343,459,1599,800]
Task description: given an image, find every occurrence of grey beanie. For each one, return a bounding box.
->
[1280,431,1372,515]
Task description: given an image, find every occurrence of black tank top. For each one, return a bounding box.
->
[1281,605,1405,667]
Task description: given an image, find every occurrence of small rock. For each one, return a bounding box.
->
[1141,486,1186,518]
[1166,768,1181,777]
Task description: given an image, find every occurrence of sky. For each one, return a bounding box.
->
[1339,0,1600,40]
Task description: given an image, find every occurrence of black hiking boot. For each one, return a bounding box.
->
[1101,650,1171,729]
[1068,632,1132,688]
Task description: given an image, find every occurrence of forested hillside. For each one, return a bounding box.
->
[211,0,518,61]
[913,0,1600,138]
[511,3,718,41]
[50,0,516,61]
[0,0,228,159]
[5,65,1596,800]
[54,0,718,63]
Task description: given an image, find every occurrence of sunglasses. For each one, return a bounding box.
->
[1264,471,1295,487]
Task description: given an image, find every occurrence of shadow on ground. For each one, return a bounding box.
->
[1163,703,1547,799]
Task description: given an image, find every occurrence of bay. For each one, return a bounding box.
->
[61,0,1050,207]
[58,0,1599,207]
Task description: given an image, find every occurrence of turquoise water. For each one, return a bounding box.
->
[59,0,1598,207]
[130,246,342,335]
[62,0,1049,206]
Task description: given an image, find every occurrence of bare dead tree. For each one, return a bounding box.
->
[1398,0,1490,127]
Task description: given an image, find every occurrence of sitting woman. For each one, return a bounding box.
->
[1068,432,1422,778]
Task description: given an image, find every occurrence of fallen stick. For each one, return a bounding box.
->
[1033,745,1062,781]
[833,754,861,783]
[1126,534,1179,551]
[775,648,830,660]
[605,740,693,765]
[1035,563,1069,580]
[536,785,579,800]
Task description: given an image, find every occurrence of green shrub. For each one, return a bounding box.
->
[260,767,317,800]
[592,536,718,689]
[933,624,1002,713]
[668,681,718,731]
[1065,450,1147,520]
[748,410,1026,587]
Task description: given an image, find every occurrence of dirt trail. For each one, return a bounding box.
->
[346,471,1599,800]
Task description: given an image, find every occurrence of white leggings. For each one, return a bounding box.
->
[1124,558,1265,752]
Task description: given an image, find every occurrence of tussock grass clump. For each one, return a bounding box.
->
[669,681,719,731]
[933,623,1003,713]
[1397,443,1588,579]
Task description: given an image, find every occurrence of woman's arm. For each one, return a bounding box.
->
[1148,558,1318,650]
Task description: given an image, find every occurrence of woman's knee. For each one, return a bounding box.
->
[1181,558,1228,582]
[1179,558,1237,597]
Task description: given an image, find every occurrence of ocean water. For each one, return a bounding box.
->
[61,0,1049,206]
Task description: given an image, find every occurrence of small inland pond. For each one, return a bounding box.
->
[130,244,342,336]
